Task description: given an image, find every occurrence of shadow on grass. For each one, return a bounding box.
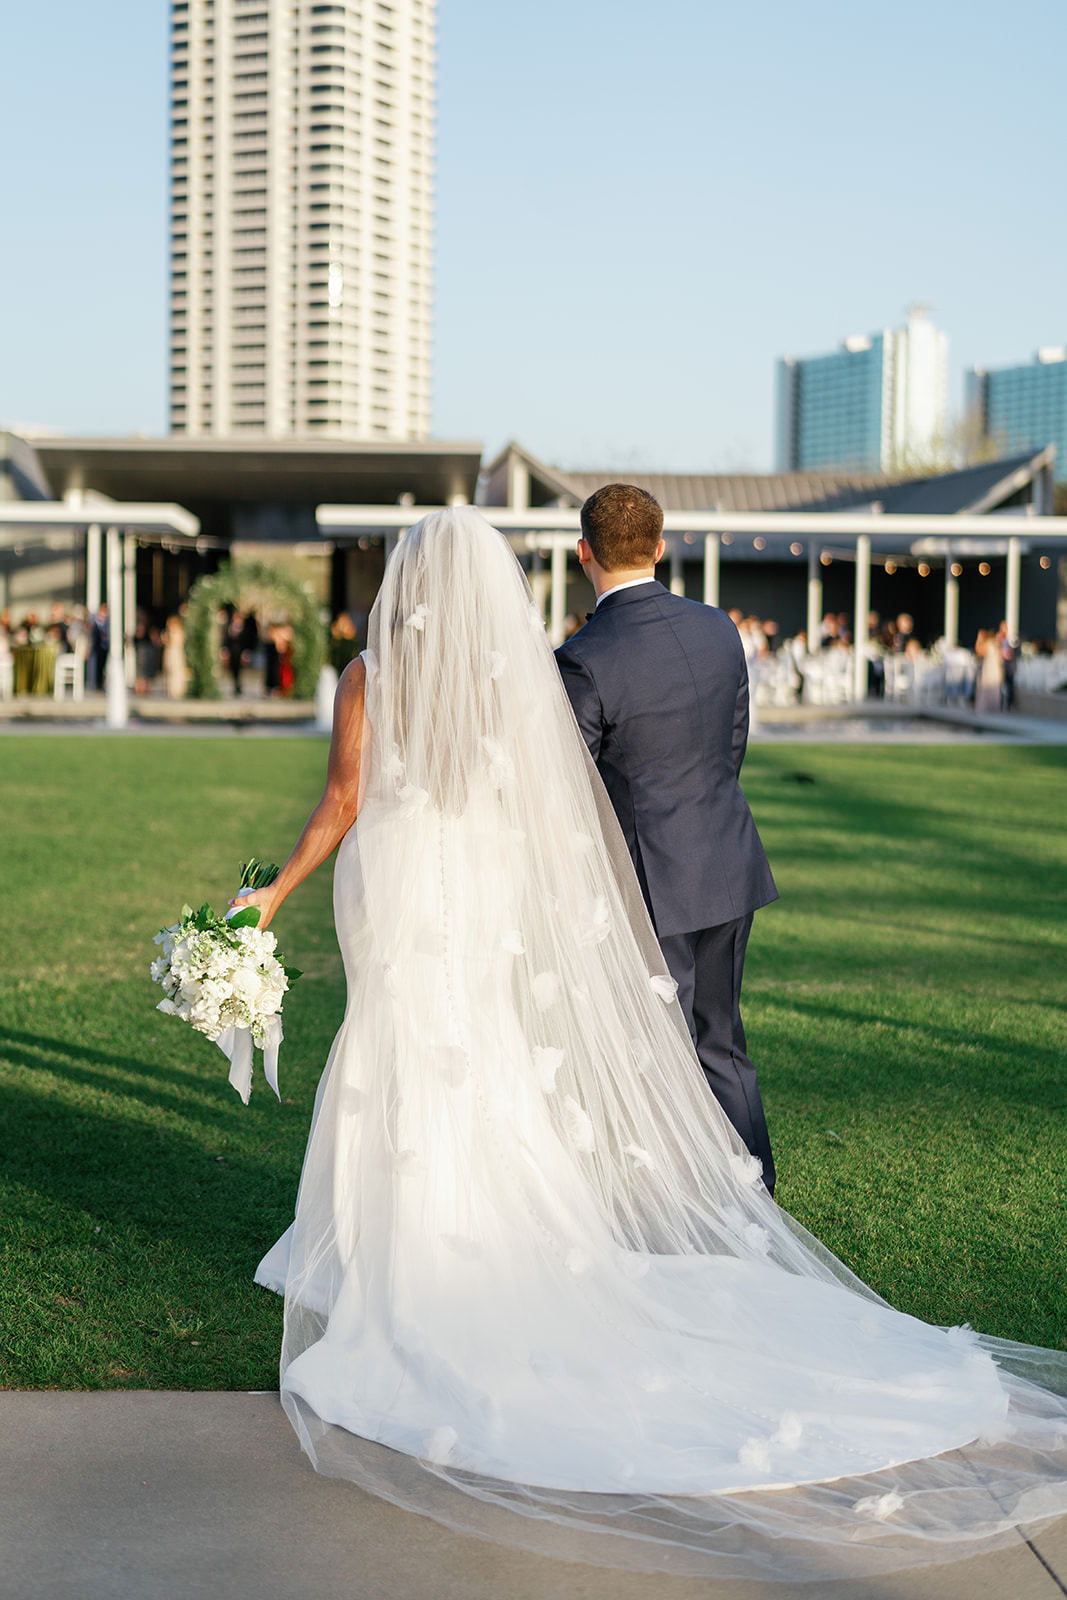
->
[748,747,1067,920]
[0,1026,244,1128]
[754,992,1067,1112]
[0,1055,299,1274]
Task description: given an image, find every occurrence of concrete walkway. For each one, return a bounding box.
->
[2,1393,1064,1600]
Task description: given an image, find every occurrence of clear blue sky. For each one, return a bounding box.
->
[1,0,1064,470]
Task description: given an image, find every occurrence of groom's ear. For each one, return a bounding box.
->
[654,538,666,565]
[577,537,593,568]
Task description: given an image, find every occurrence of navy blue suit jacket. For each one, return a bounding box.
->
[555,581,777,938]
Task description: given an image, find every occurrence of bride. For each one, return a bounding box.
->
[235,507,1067,1581]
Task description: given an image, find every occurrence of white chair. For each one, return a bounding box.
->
[885,656,915,703]
[800,654,828,706]
[54,652,85,701]
[942,649,973,704]
[0,653,12,702]
[915,660,945,706]
[824,651,853,705]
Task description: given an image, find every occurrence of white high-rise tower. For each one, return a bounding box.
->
[168,0,434,441]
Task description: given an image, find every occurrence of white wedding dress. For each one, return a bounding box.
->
[256,508,1067,1581]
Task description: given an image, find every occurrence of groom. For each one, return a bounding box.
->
[555,484,778,1193]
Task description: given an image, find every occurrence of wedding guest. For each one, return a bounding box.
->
[263,621,281,695]
[88,603,110,691]
[786,630,808,700]
[866,610,886,699]
[134,610,161,695]
[48,602,70,652]
[67,606,89,654]
[974,629,1004,713]
[162,613,187,699]
[740,617,764,663]
[329,611,360,674]
[892,613,915,653]
[265,621,294,696]
[223,607,258,695]
[997,621,1018,711]
[277,622,295,696]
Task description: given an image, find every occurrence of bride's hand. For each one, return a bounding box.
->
[227,886,281,931]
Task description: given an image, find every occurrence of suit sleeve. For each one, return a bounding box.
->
[555,645,605,764]
[732,657,750,776]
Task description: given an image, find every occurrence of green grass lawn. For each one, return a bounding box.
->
[1,733,1064,1389]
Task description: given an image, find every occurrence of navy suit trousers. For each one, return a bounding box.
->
[658,916,776,1196]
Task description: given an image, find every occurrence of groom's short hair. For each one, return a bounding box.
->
[580,484,664,572]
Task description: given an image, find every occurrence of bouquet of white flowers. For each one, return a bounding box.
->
[150,859,300,1103]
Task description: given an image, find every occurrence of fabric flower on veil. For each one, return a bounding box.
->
[482,738,516,789]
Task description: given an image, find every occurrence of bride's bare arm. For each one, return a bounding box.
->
[228,657,366,930]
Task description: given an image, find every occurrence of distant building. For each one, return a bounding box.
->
[169,0,435,442]
[776,306,948,473]
[481,440,1061,647]
[966,349,1067,482]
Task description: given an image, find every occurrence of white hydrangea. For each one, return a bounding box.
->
[150,911,290,1046]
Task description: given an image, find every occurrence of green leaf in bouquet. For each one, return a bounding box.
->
[239,857,281,891]
[180,904,193,921]
[226,907,262,929]
[285,968,302,984]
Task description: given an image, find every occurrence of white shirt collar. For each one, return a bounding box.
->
[595,577,658,608]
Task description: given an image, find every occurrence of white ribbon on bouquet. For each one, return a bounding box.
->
[215,1014,283,1105]
[217,886,283,1104]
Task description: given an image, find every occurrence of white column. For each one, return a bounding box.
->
[943,548,959,649]
[123,533,137,687]
[807,545,822,653]
[669,539,685,597]
[549,540,568,647]
[529,550,551,626]
[852,534,871,703]
[703,533,720,607]
[506,454,530,510]
[1005,537,1022,641]
[86,524,101,614]
[105,528,127,729]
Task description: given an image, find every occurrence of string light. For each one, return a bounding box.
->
[1040,556,1052,570]
[979,562,991,576]
[721,534,733,546]
[820,552,832,567]
[683,532,696,545]
[753,537,766,551]
[918,562,931,577]
[884,560,897,575]
[951,562,963,578]
[789,542,803,556]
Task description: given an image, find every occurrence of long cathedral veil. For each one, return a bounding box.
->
[273,507,1067,1581]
